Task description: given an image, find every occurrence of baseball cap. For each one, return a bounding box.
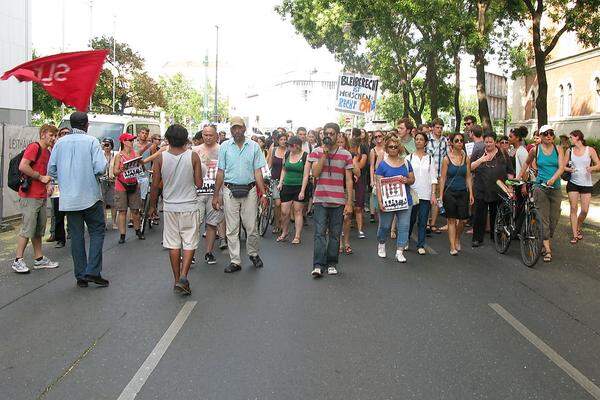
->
[229,116,245,128]
[118,133,136,142]
[538,124,554,134]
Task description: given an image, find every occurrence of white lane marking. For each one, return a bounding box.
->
[489,303,600,400]
[117,301,197,400]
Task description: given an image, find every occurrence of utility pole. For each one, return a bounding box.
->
[203,50,209,121]
[112,14,116,113]
[214,25,219,122]
[89,0,94,111]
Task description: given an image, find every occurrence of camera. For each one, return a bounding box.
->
[322,136,333,146]
[20,176,31,193]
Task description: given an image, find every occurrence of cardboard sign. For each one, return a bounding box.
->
[335,73,379,115]
[123,156,144,179]
[380,176,408,211]
[197,159,218,195]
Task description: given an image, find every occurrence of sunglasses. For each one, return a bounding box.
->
[125,138,134,142]
[387,145,399,150]
[542,132,554,137]
[374,135,383,139]
[500,140,509,144]
[453,139,464,143]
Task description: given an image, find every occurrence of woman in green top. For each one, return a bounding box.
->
[519,125,564,262]
[277,136,311,244]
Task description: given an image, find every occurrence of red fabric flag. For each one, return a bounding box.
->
[1,50,109,111]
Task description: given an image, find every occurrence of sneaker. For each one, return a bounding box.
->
[377,243,386,258]
[417,247,426,255]
[327,266,338,275]
[311,266,323,278]
[370,215,376,223]
[250,255,264,269]
[152,219,160,226]
[76,279,88,288]
[358,231,366,239]
[224,263,242,273]
[33,256,59,269]
[12,259,30,274]
[219,238,228,250]
[128,221,134,228]
[396,249,407,263]
[136,230,145,240]
[54,241,65,249]
[175,277,191,295]
[205,252,217,265]
[404,244,409,251]
[83,274,109,287]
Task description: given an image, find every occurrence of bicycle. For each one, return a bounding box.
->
[493,178,544,267]
[257,179,273,237]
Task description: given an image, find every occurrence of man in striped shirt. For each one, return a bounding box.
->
[307,122,354,278]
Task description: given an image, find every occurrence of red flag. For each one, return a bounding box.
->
[1,50,109,111]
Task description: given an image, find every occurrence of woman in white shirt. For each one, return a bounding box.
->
[408,132,438,255]
[509,126,529,177]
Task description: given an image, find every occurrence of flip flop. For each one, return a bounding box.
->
[577,231,583,241]
[570,237,578,245]
[543,253,552,262]
[276,234,288,242]
[345,245,353,255]
[292,238,301,244]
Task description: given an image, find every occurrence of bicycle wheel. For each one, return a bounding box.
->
[520,209,543,267]
[493,202,512,254]
[258,197,272,237]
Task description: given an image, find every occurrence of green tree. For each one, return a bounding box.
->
[513,0,600,125]
[90,36,165,113]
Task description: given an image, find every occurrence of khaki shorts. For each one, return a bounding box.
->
[197,195,224,226]
[114,189,142,211]
[163,210,201,250]
[19,198,47,238]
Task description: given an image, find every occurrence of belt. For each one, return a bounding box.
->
[224,182,256,189]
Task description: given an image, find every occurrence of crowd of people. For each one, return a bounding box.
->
[10,111,599,295]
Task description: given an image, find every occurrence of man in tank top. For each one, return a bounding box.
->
[148,124,203,295]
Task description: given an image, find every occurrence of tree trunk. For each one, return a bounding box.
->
[426,52,439,119]
[531,11,548,126]
[453,50,461,132]
[402,87,410,118]
[473,46,492,132]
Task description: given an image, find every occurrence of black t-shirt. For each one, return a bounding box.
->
[359,144,370,185]
[473,150,514,202]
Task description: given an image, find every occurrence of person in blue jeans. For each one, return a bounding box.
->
[375,134,415,263]
[408,132,437,255]
[48,112,108,287]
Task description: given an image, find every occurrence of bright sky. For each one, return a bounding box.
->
[32,0,342,106]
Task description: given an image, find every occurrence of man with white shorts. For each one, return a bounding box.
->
[192,125,225,265]
[149,124,203,295]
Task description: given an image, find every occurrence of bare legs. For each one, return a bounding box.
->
[568,191,590,240]
[118,209,140,235]
[168,248,194,283]
[16,236,43,259]
[447,218,466,254]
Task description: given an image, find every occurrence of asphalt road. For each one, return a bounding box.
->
[1,214,599,400]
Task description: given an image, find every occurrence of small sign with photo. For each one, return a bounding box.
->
[123,156,144,179]
[380,176,408,211]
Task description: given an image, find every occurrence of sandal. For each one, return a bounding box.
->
[276,234,288,242]
[543,253,552,262]
[344,245,353,255]
[292,237,301,244]
[430,226,442,234]
[570,237,578,245]
[577,231,583,241]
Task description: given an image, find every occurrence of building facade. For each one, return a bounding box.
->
[0,0,32,125]
[511,32,600,138]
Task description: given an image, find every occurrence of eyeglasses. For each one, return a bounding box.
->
[453,139,464,143]
[387,145,399,150]
[374,135,383,139]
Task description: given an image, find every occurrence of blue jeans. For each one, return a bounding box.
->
[409,201,431,248]
[377,208,412,248]
[66,201,106,279]
[313,204,344,268]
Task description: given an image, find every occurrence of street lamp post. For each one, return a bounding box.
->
[214,25,219,122]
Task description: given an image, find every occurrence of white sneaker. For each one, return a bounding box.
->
[377,243,386,258]
[327,266,338,275]
[358,231,366,239]
[33,256,59,269]
[396,249,407,263]
[404,244,409,251]
[311,267,323,278]
[417,247,426,255]
[12,259,29,274]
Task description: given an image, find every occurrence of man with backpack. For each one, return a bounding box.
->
[11,124,59,274]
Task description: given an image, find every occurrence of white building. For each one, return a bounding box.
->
[238,70,339,132]
[0,0,32,125]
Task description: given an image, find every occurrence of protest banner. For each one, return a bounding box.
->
[380,176,408,211]
[197,160,218,195]
[335,73,379,115]
[123,156,144,179]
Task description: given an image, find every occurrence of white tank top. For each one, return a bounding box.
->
[570,146,592,187]
[161,150,197,212]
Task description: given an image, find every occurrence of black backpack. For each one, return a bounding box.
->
[7,142,42,192]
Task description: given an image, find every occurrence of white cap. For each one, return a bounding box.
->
[539,124,553,134]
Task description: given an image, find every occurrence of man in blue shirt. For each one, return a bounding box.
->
[212,116,268,273]
[48,112,108,288]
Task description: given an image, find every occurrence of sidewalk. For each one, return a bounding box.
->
[559,187,600,228]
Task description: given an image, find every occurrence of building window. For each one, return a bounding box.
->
[530,90,536,119]
[595,77,600,112]
[566,83,573,116]
[559,84,564,117]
